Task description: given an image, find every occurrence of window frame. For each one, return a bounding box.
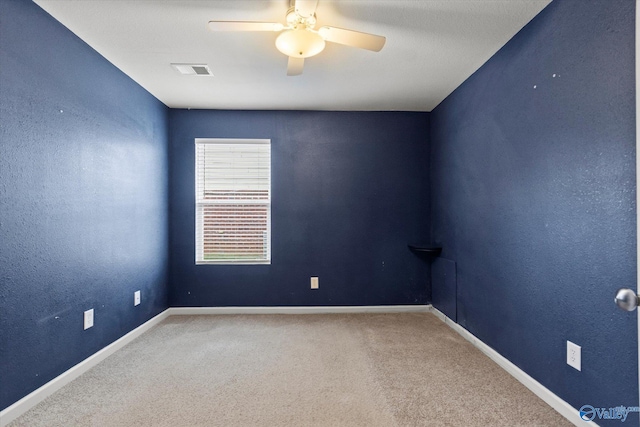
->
[195,138,271,265]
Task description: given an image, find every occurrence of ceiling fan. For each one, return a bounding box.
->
[207,0,386,76]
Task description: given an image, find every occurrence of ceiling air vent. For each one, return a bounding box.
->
[171,63,213,76]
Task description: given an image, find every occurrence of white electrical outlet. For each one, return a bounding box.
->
[310,277,319,289]
[567,341,581,371]
[83,309,94,330]
[134,290,141,306]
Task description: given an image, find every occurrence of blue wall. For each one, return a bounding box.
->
[169,110,430,307]
[430,0,637,421]
[0,0,170,411]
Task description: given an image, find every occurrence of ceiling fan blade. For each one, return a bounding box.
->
[294,0,318,18]
[287,57,304,76]
[208,21,283,32]
[318,26,386,52]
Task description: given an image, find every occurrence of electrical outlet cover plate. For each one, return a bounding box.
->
[567,340,581,371]
[311,277,319,289]
[134,290,141,306]
[84,309,94,330]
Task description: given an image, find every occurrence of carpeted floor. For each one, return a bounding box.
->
[9,313,572,426]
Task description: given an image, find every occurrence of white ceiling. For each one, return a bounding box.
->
[33,0,552,112]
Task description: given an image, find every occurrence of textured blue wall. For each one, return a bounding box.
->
[169,110,430,307]
[430,0,637,421]
[0,0,170,410]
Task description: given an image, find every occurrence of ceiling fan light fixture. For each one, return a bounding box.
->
[275,28,325,58]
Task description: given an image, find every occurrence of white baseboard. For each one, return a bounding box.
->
[168,304,431,315]
[3,305,586,427]
[429,307,595,427]
[0,309,170,427]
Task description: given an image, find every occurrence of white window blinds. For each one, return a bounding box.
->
[195,139,271,264]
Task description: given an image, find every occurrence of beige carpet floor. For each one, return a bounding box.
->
[9,313,572,426]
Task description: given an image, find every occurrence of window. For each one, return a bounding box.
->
[195,138,271,264]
